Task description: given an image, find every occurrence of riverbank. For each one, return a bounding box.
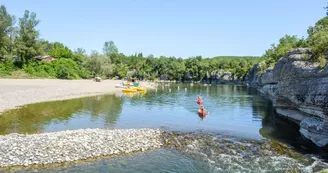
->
[0,79,155,114]
[246,48,328,147]
[0,128,162,167]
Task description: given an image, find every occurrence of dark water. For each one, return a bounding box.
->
[1,84,327,172]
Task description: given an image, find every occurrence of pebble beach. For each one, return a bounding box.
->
[0,128,162,167]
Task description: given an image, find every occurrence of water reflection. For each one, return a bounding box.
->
[198,114,208,120]
[0,94,123,134]
[0,84,326,157]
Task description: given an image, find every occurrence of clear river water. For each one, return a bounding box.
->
[0,84,327,173]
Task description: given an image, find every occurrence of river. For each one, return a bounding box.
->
[0,84,327,172]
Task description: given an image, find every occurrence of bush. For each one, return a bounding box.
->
[310,28,328,57]
[20,59,89,79]
[54,59,81,79]
[318,54,327,69]
[23,61,55,78]
[0,61,16,76]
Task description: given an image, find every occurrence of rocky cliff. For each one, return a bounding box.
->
[246,48,328,147]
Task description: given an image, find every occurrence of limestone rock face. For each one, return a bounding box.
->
[246,48,328,147]
[245,63,262,87]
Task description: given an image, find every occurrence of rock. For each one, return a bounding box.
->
[300,117,328,147]
[276,108,307,122]
[245,63,262,88]
[261,68,277,85]
[222,72,232,80]
[246,48,328,147]
[287,48,311,56]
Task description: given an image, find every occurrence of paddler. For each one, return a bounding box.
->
[195,95,203,105]
[198,105,207,115]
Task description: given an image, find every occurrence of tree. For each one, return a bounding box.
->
[101,64,115,78]
[103,41,119,64]
[49,42,73,59]
[74,48,86,55]
[73,48,87,66]
[86,51,103,77]
[0,5,16,58]
[54,58,81,79]
[115,63,128,78]
[103,41,118,55]
[15,10,41,63]
[261,35,305,68]
[169,61,185,80]
[310,28,328,55]
[308,15,328,58]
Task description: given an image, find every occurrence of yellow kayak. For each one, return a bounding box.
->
[122,88,137,92]
[136,87,146,91]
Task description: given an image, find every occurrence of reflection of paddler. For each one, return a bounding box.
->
[198,105,207,116]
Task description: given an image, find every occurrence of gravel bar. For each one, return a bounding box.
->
[0,128,162,167]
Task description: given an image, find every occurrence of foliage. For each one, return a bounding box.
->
[115,63,128,78]
[48,42,73,59]
[0,5,15,58]
[0,5,282,81]
[0,59,16,76]
[15,10,41,64]
[308,17,328,59]
[23,61,56,78]
[319,54,327,69]
[103,41,118,55]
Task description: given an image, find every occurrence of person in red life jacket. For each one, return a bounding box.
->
[195,96,203,105]
[198,105,207,116]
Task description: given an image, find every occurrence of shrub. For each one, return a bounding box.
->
[0,61,16,76]
[318,54,327,69]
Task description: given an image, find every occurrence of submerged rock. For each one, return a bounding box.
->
[161,131,327,173]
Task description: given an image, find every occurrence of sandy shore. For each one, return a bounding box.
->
[0,79,123,113]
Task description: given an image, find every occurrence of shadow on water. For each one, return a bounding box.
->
[247,87,328,160]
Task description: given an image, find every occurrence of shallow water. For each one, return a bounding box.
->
[1,84,327,172]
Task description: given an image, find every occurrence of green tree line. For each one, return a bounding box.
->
[258,2,328,73]
[0,5,261,80]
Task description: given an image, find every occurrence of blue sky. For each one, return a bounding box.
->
[2,0,327,58]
